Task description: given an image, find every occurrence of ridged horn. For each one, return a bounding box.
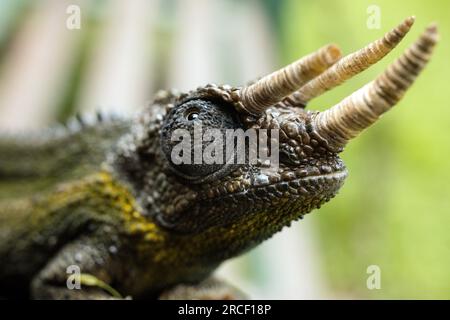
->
[238,44,342,115]
[313,24,438,150]
[283,16,416,107]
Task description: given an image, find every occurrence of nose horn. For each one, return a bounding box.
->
[283,16,416,107]
[313,24,438,150]
[237,44,342,115]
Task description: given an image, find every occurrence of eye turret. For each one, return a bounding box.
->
[160,99,240,181]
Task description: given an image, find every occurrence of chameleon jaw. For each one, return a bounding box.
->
[198,166,348,203]
[249,168,347,199]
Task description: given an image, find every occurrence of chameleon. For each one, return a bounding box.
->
[0,17,438,299]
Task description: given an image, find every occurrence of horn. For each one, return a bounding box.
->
[283,16,416,107]
[313,24,438,150]
[238,44,342,115]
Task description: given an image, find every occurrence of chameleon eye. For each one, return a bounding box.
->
[160,98,241,182]
[185,108,199,121]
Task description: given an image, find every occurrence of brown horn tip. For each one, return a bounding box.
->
[322,43,343,64]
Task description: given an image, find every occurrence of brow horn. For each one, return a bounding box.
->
[313,24,438,150]
[237,44,342,115]
[283,16,416,107]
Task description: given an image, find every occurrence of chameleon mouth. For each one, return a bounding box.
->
[250,169,348,197]
[201,168,348,201]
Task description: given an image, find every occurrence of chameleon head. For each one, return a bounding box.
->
[136,19,437,252]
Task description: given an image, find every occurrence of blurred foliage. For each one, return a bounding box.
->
[55,1,108,122]
[0,0,31,70]
[280,0,450,298]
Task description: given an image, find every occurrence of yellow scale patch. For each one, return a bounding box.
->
[95,171,164,242]
[44,170,165,243]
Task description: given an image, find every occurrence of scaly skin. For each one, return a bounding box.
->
[0,90,346,299]
[0,20,437,299]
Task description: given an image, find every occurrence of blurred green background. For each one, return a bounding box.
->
[0,0,448,299]
[280,0,450,299]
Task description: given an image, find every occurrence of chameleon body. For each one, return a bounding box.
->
[0,18,437,299]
